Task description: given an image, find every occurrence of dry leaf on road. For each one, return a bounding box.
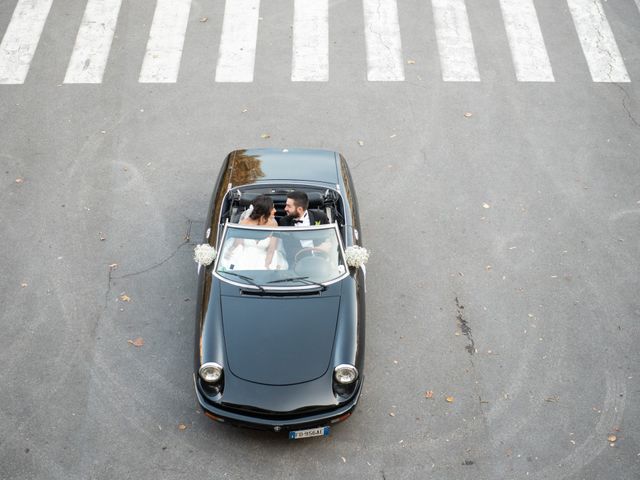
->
[119,293,131,302]
[446,396,455,403]
[127,337,144,347]
[260,133,271,139]
[178,423,187,430]
[425,391,434,399]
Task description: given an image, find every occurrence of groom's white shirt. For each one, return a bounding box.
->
[295,211,314,248]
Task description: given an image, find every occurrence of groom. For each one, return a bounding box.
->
[279,191,330,263]
[279,191,329,227]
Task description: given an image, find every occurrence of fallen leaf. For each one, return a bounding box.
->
[260,133,270,139]
[446,396,455,403]
[127,337,144,347]
[199,16,208,22]
[178,423,187,430]
[15,177,24,184]
[464,112,473,118]
[119,293,131,302]
[425,391,434,399]
[109,263,118,270]
[407,59,416,64]
[608,434,617,442]
[389,412,395,417]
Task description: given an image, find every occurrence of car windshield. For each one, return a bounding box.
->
[215,224,347,288]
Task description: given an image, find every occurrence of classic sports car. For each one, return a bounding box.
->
[193,148,366,438]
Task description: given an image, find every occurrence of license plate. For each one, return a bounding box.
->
[289,426,330,439]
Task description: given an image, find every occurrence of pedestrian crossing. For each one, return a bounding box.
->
[0,0,636,84]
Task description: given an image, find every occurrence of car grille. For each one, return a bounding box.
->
[220,402,334,420]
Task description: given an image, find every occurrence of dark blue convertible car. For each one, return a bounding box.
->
[193,148,367,439]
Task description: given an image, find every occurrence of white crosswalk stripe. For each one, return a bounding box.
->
[0,0,53,84]
[215,0,261,83]
[0,1,636,85]
[500,0,554,82]
[64,0,123,84]
[139,0,192,83]
[363,0,405,81]
[567,0,629,83]
[291,0,329,82]
[431,0,480,82]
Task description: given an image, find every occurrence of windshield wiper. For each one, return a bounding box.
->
[267,276,327,291]
[220,271,265,293]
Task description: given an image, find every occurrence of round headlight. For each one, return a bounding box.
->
[334,364,358,384]
[199,362,223,383]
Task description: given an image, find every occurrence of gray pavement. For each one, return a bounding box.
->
[1,0,639,479]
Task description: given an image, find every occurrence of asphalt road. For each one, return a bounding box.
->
[1,0,639,479]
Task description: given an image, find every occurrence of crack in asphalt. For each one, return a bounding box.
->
[103,219,197,307]
[591,0,619,82]
[616,84,640,128]
[367,1,399,71]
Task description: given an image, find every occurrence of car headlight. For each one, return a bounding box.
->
[334,364,358,384]
[199,362,223,383]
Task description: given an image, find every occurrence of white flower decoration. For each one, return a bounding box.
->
[194,244,217,266]
[344,245,369,268]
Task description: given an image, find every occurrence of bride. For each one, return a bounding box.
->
[223,195,287,270]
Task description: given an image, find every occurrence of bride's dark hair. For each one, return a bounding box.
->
[249,195,274,221]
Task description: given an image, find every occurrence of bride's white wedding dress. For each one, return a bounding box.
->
[223,237,288,270]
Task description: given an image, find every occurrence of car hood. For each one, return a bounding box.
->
[221,295,340,386]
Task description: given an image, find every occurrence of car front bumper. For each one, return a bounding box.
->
[193,374,363,432]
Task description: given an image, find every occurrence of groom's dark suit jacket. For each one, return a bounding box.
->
[278,209,329,227]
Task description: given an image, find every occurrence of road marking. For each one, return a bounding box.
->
[500,0,554,82]
[567,0,629,82]
[139,0,191,83]
[64,0,123,83]
[291,0,328,81]
[0,0,53,84]
[431,0,480,82]
[362,0,404,81]
[215,0,260,83]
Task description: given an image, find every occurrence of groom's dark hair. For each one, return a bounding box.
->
[287,191,309,210]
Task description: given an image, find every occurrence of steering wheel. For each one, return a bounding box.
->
[294,247,330,262]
